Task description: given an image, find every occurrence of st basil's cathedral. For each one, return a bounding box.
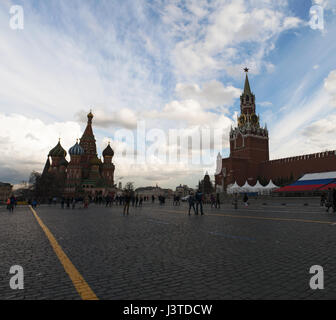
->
[42,111,115,196]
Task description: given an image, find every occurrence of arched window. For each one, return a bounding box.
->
[246,95,249,102]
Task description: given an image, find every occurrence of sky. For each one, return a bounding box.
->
[0,0,336,189]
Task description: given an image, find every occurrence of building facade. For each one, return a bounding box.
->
[215,71,336,191]
[0,182,13,202]
[175,184,194,197]
[135,186,174,198]
[43,111,115,197]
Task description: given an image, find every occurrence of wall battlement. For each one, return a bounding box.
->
[266,150,336,165]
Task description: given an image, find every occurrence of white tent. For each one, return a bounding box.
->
[241,181,254,193]
[227,181,241,194]
[263,180,279,194]
[251,180,265,194]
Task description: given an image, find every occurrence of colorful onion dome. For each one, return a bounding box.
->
[49,140,67,158]
[102,142,114,157]
[69,141,84,156]
[59,158,69,167]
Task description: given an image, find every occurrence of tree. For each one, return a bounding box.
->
[29,170,65,201]
[124,182,134,191]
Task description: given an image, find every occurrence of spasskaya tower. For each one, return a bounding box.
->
[229,68,269,163]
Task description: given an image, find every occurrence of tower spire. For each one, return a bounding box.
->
[79,110,97,156]
[243,68,252,95]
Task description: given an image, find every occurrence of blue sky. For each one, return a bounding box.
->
[0,0,335,189]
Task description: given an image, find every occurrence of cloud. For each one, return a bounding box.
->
[75,108,138,130]
[0,1,316,189]
[259,101,273,107]
[270,69,336,159]
[176,80,241,110]
[162,0,303,80]
[0,113,81,183]
[324,69,336,105]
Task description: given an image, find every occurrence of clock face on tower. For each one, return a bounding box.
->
[251,114,258,125]
[238,114,246,127]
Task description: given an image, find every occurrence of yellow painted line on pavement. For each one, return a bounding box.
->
[29,206,98,300]
[159,209,334,225]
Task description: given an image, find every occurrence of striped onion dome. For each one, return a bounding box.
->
[49,140,67,158]
[69,141,84,156]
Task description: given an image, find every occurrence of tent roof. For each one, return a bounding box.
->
[253,181,265,189]
[265,180,278,189]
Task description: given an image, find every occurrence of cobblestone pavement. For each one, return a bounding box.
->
[1,199,336,300]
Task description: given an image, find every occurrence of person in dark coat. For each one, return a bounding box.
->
[188,193,196,215]
[123,191,131,216]
[326,188,333,213]
[243,193,249,207]
[195,190,204,215]
[216,193,221,209]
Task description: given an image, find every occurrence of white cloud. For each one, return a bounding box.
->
[76,108,138,130]
[259,101,273,107]
[0,113,81,182]
[270,69,336,159]
[163,0,303,80]
[176,80,241,110]
[324,69,336,105]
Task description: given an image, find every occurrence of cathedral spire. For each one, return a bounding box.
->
[79,110,97,156]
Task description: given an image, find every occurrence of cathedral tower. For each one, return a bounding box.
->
[101,143,115,187]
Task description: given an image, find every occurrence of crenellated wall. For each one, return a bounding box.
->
[259,151,336,182]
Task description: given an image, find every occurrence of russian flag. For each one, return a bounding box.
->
[275,172,336,192]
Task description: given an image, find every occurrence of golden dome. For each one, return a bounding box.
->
[87,110,94,119]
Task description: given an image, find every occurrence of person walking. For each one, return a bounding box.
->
[188,193,196,215]
[152,195,155,204]
[243,193,249,207]
[195,190,204,215]
[72,198,76,210]
[320,193,326,207]
[123,191,131,216]
[210,194,216,208]
[233,193,238,210]
[333,188,336,213]
[84,195,89,209]
[216,193,221,209]
[6,198,11,211]
[326,188,333,213]
[9,195,16,213]
[32,199,37,209]
[66,198,70,209]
